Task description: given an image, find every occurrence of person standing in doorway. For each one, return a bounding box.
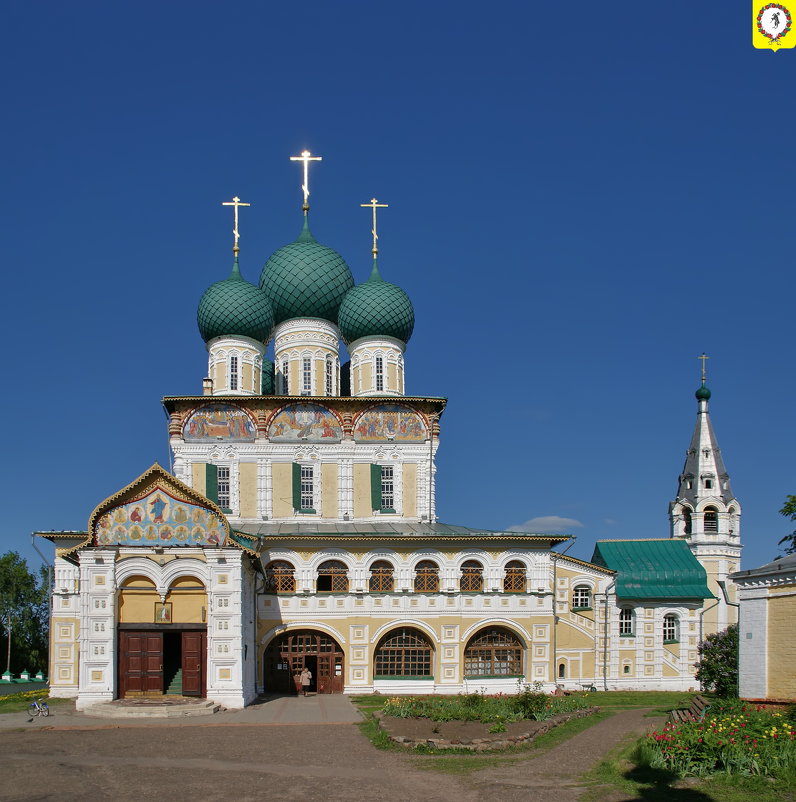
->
[300,666,312,696]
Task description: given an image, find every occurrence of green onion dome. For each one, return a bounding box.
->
[695,383,711,401]
[197,258,274,343]
[259,217,354,325]
[338,259,415,345]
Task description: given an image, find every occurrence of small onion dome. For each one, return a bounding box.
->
[261,358,275,395]
[259,217,354,325]
[197,258,274,343]
[695,383,711,401]
[338,259,415,345]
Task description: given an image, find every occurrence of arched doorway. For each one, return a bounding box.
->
[264,629,344,694]
[117,574,208,698]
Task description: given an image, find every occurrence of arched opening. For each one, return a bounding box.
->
[558,662,566,679]
[572,585,592,609]
[463,626,523,677]
[663,614,680,642]
[704,507,718,532]
[619,607,635,636]
[414,560,439,592]
[374,627,433,678]
[369,560,394,592]
[317,560,348,592]
[117,573,207,699]
[264,629,344,694]
[460,560,483,592]
[683,508,692,535]
[503,560,526,593]
[264,560,295,594]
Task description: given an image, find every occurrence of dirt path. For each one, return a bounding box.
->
[464,708,663,802]
[0,708,661,802]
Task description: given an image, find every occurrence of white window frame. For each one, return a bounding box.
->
[325,356,334,396]
[302,356,312,396]
[375,355,384,392]
[663,614,679,642]
[300,464,315,511]
[217,466,231,509]
[572,585,592,609]
[229,355,239,391]
[380,465,394,510]
[619,607,634,636]
[281,359,289,395]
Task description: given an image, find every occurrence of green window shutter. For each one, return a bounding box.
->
[205,464,219,504]
[370,464,382,510]
[292,463,301,511]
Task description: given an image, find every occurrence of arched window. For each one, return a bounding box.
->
[374,627,433,677]
[683,508,692,535]
[264,560,295,594]
[317,560,348,593]
[369,560,394,592]
[663,614,679,642]
[704,507,718,532]
[619,607,635,636]
[460,560,483,592]
[558,663,566,679]
[463,627,523,677]
[503,560,526,593]
[414,560,439,592]
[325,356,334,396]
[572,585,592,609]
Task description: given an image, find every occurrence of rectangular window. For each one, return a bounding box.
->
[281,360,289,394]
[380,465,394,510]
[375,356,384,392]
[302,357,312,395]
[325,358,333,395]
[217,466,230,510]
[300,465,314,511]
[229,356,239,391]
[619,608,634,636]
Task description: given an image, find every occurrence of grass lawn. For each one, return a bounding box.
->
[580,732,796,802]
[0,689,71,714]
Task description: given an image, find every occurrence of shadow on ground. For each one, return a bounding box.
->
[615,764,715,801]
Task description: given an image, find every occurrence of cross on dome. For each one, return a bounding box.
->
[698,352,709,384]
[360,197,388,257]
[290,150,322,212]
[221,196,251,254]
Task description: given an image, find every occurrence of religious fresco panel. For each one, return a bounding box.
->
[267,403,342,442]
[183,403,256,442]
[353,404,427,442]
[95,486,226,547]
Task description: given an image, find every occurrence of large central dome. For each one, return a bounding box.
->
[259,217,354,325]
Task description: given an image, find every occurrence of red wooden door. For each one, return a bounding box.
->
[121,632,163,696]
[181,631,206,697]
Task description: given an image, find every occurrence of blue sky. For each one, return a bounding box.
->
[3,1,793,573]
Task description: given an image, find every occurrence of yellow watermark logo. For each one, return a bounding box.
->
[753,3,794,49]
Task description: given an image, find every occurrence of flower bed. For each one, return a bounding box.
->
[641,699,796,778]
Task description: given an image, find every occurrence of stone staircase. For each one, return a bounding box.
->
[166,668,183,695]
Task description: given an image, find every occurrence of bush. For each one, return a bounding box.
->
[695,625,738,697]
[640,702,796,778]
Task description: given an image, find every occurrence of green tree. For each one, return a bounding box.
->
[0,552,49,675]
[778,495,796,554]
[694,624,738,697]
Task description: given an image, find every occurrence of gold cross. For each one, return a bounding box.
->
[290,150,322,210]
[698,353,709,384]
[221,196,251,253]
[360,198,388,256]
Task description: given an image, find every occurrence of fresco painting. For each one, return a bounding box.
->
[268,403,342,442]
[354,404,427,442]
[183,403,256,441]
[95,487,226,547]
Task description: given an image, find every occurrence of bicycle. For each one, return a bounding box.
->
[28,698,49,718]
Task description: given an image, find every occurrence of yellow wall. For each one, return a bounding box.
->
[387,363,397,391]
[242,362,253,393]
[119,575,207,624]
[353,463,371,518]
[272,462,293,517]
[361,363,372,392]
[118,576,159,623]
[404,463,417,517]
[192,463,207,496]
[768,585,796,699]
[213,361,225,390]
[321,463,338,518]
[239,462,258,517]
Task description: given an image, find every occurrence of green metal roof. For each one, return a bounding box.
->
[338,258,415,345]
[591,539,714,600]
[259,216,354,324]
[197,257,274,343]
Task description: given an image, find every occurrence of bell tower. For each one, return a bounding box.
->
[669,357,742,635]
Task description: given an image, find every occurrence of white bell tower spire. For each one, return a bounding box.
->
[669,355,742,634]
